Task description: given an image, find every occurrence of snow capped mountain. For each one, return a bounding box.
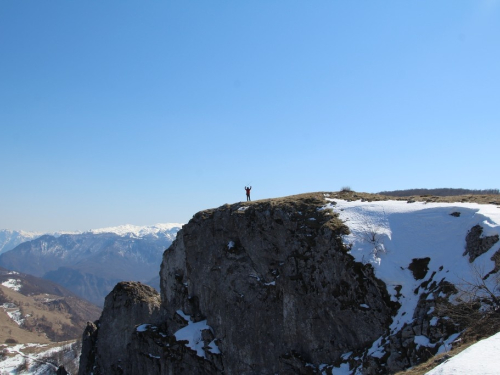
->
[87,223,183,238]
[0,223,183,306]
[0,223,184,255]
[0,229,43,254]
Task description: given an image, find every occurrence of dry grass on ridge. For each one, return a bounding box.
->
[239,190,500,206]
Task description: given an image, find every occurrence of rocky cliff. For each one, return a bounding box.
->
[79,192,500,374]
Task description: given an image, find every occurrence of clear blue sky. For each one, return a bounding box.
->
[1,1,499,232]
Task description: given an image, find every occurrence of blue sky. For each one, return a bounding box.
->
[1,1,499,232]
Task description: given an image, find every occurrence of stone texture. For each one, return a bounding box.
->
[159,197,396,374]
[464,225,499,262]
[80,281,161,375]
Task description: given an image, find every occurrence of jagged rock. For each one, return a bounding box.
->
[463,225,499,262]
[159,197,396,374]
[80,281,161,375]
[408,258,431,280]
[79,322,98,375]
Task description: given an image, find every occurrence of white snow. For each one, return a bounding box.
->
[414,335,436,349]
[0,342,65,374]
[136,324,151,332]
[436,332,461,355]
[425,331,500,375]
[1,278,22,291]
[174,310,214,358]
[321,198,500,372]
[88,223,183,237]
[208,339,221,354]
[328,363,351,375]
[327,199,500,335]
[0,302,24,325]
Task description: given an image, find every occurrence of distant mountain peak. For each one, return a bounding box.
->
[87,223,184,237]
[0,223,184,254]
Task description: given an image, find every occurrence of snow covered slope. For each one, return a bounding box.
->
[0,230,43,254]
[324,198,500,371]
[327,199,500,333]
[425,331,500,375]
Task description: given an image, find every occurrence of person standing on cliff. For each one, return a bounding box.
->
[245,186,252,201]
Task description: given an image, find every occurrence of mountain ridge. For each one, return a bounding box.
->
[0,223,183,254]
[0,224,182,306]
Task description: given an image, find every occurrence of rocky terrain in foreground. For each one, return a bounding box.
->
[78,191,500,374]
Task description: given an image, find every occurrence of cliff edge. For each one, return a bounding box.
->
[79,192,500,374]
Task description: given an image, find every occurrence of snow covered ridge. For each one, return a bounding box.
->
[0,223,184,251]
[1,341,81,375]
[425,331,500,375]
[86,223,184,237]
[325,198,500,366]
[0,229,45,254]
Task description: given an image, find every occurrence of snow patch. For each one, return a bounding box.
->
[88,223,183,238]
[1,278,22,291]
[426,331,500,374]
[327,199,500,338]
[136,324,152,332]
[174,310,216,358]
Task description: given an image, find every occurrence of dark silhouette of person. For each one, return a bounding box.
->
[245,186,252,201]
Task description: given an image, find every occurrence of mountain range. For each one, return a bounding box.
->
[0,224,182,306]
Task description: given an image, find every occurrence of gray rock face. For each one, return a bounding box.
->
[80,195,399,374]
[79,281,161,375]
[160,197,395,374]
[464,224,499,262]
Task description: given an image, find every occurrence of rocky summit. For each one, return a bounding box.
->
[79,192,500,374]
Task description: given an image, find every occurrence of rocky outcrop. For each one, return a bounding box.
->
[80,193,497,374]
[159,196,396,374]
[79,281,161,375]
[464,224,499,262]
[80,195,401,374]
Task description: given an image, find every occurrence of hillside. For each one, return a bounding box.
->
[0,266,101,374]
[78,191,500,374]
[0,267,101,344]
